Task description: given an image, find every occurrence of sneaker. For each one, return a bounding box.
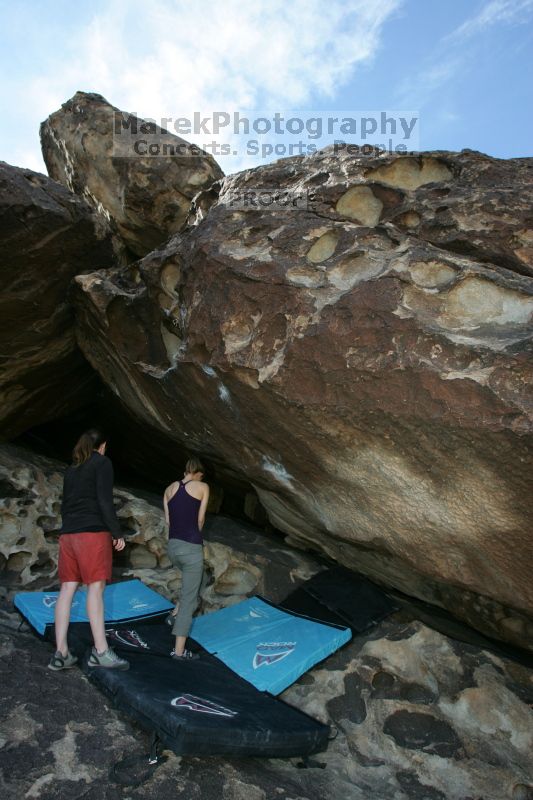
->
[165,613,177,627]
[48,650,78,671]
[88,646,129,670]
[170,649,199,661]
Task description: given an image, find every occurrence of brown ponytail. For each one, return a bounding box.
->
[72,428,106,466]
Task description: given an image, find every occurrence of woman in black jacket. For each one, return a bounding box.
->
[49,428,129,671]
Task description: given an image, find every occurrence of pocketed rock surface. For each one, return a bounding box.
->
[1,604,532,800]
[71,146,533,652]
[0,443,321,608]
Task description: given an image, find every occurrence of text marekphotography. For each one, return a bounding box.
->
[112,110,420,159]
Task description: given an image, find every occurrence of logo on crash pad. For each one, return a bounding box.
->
[171,694,237,718]
[253,642,296,669]
[128,596,149,610]
[105,628,149,649]
[43,596,78,609]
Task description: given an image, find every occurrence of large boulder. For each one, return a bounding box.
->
[0,161,114,440]
[71,147,533,651]
[40,91,224,259]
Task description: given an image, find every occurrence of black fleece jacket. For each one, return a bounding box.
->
[60,451,122,538]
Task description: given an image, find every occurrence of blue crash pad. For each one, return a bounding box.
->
[190,596,351,695]
[14,579,173,635]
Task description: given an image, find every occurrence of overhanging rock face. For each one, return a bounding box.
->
[0,161,114,439]
[72,146,533,650]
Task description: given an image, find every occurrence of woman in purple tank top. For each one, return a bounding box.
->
[163,457,210,660]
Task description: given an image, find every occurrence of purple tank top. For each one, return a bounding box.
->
[168,481,203,544]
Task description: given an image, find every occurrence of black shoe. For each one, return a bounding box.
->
[170,649,199,661]
[165,613,177,627]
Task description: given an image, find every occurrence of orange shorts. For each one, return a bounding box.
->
[58,532,113,584]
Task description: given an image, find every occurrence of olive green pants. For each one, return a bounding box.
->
[166,539,204,637]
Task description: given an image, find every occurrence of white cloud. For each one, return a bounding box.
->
[447,0,533,42]
[3,0,402,174]
[395,0,533,115]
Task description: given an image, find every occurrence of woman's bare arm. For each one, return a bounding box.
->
[163,483,174,526]
[198,483,210,531]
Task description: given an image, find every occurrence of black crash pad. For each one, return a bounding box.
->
[61,619,330,758]
[281,566,399,632]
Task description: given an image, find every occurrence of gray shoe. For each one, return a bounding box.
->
[88,646,129,670]
[48,650,78,671]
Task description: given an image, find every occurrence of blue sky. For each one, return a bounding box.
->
[0,0,531,175]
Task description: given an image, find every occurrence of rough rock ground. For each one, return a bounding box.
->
[2,446,533,797]
[1,601,533,800]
